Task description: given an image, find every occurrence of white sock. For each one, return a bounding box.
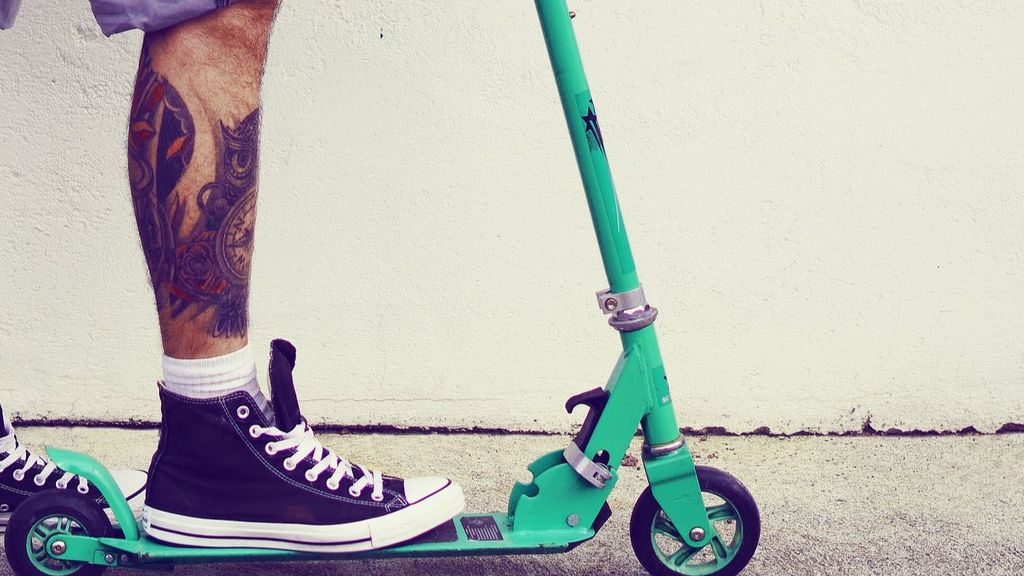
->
[161,344,273,422]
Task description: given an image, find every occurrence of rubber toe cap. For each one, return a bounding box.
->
[404,476,456,504]
[110,469,148,501]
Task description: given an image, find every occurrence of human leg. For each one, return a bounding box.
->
[128,0,271,359]
[129,0,272,416]
[129,1,463,550]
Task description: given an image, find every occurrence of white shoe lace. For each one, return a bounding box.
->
[250,422,384,502]
[0,439,89,494]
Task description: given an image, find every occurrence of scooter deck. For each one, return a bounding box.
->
[80,513,594,567]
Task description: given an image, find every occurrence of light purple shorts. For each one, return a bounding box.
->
[0,0,239,36]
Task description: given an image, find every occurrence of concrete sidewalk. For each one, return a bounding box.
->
[2,428,1021,576]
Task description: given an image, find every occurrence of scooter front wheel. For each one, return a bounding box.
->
[4,490,111,576]
[630,466,760,576]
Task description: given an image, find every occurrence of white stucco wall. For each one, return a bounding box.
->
[1,1,1022,434]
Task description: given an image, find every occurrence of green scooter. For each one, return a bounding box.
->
[3,2,761,575]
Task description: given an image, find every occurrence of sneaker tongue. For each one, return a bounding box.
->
[0,403,12,436]
[268,339,303,431]
[0,433,17,456]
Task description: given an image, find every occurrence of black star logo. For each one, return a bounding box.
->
[581,100,605,153]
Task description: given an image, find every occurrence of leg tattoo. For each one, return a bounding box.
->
[129,46,259,339]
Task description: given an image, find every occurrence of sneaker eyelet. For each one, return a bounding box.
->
[265,443,278,456]
[12,470,24,481]
[371,493,384,502]
[55,481,67,490]
[283,459,297,471]
[0,504,8,512]
[77,484,89,494]
[326,480,340,490]
[236,405,250,420]
[348,487,362,498]
[305,471,318,482]
[33,475,45,487]
[249,425,261,438]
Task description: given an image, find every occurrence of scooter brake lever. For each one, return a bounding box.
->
[565,387,608,414]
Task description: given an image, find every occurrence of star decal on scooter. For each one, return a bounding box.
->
[582,100,606,153]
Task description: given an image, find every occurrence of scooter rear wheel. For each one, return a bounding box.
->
[4,490,111,576]
[630,466,760,576]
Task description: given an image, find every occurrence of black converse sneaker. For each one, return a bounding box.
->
[142,339,465,552]
[0,409,147,532]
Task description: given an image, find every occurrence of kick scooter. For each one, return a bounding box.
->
[4,2,761,575]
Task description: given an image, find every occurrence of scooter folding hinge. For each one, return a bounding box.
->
[563,441,612,488]
[596,285,647,315]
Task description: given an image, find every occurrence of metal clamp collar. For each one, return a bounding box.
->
[596,286,647,315]
[644,435,686,457]
[563,441,612,488]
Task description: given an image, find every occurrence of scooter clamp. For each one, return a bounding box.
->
[596,285,647,314]
[563,441,613,488]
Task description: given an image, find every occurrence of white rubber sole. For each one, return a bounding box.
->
[142,481,465,553]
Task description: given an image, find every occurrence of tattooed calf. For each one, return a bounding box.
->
[129,46,259,338]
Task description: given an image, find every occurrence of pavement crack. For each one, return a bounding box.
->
[12,417,1024,437]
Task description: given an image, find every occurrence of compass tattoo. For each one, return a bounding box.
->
[129,46,259,338]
